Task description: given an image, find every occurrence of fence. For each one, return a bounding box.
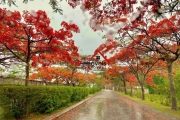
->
[0,76,62,86]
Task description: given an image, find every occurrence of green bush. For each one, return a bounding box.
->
[145,76,166,94]
[71,87,88,102]
[0,85,101,119]
[89,87,101,94]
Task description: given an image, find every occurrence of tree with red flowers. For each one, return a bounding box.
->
[76,0,179,109]
[125,72,137,96]
[65,53,82,86]
[73,72,86,85]
[107,65,128,94]
[30,67,74,85]
[2,0,180,110]
[30,67,55,85]
[108,47,159,100]
[0,9,80,86]
[120,14,180,109]
[0,8,21,66]
[91,4,180,109]
[3,0,180,17]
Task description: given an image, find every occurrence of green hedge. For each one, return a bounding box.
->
[0,85,101,119]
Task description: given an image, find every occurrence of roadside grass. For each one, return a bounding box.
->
[117,92,180,119]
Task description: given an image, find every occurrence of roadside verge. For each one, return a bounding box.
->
[116,92,180,120]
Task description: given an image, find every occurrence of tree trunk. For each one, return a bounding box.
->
[56,79,58,86]
[123,80,127,94]
[25,63,30,115]
[25,62,29,86]
[67,80,70,86]
[130,82,133,96]
[70,69,75,86]
[141,84,145,100]
[167,61,177,110]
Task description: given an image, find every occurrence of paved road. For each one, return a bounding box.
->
[55,90,179,120]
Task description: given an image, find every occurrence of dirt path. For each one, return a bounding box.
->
[55,90,179,120]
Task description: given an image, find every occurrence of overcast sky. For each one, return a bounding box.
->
[1,0,107,55]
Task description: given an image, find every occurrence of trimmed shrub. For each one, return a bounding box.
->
[71,87,89,102]
[0,85,101,119]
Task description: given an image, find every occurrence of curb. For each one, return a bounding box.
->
[42,90,102,120]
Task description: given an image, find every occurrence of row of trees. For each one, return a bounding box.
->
[0,8,108,87]
[63,0,180,110]
[0,8,110,88]
[89,0,180,110]
[105,60,180,108]
[0,8,83,85]
[30,66,104,86]
[2,0,180,110]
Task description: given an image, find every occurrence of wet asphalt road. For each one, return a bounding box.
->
[55,90,179,120]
